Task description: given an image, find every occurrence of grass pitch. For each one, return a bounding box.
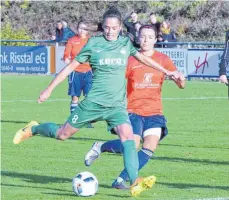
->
[1,75,229,200]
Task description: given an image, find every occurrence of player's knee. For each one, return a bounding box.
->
[114,124,134,141]
[57,131,70,140]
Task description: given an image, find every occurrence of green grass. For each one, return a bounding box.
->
[1,75,229,200]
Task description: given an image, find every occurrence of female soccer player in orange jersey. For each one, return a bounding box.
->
[63,21,92,114]
[85,24,185,189]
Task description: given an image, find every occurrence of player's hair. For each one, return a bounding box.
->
[77,20,99,33]
[102,6,122,24]
[139,25,158,38]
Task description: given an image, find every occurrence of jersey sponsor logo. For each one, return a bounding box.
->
[73,42,80,45]
[120,48,126,55]
[99,58,127,66]
[135,73,159,88]
[143,73,153,84]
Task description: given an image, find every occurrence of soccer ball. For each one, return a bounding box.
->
[72,171,98,196]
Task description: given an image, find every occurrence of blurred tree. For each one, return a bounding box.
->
[0,0,228,42]
[0,22,35,46]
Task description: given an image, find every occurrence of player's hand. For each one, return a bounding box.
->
[219,75,228,85]
[173,72,185,81]
[38,88,52,103]
[166,70,179,79]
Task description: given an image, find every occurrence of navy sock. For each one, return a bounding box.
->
[101,139,123,153]
[70,102,78,113]
[118,148,153,181]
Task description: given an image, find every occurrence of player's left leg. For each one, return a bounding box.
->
[113,123,156,196]
[113,123,138,185]
[100,113,142,154]
[104,109,155,196]
[127,127,160,196]
[113,115,168,192]
[84,113,142,167]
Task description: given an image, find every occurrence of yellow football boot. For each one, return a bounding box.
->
[130,175,156,197]
[13,121,39,144]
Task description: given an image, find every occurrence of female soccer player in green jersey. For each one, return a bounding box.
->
[13,6,178,196]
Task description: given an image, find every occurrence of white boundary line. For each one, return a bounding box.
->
[1,97,228,103]
[194,198,229,200]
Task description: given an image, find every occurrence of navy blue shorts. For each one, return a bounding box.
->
[129,113,168,140]
[68,71,92,97]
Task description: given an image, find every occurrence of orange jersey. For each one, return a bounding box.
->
[126,50,177,116]
[63,35,91,73]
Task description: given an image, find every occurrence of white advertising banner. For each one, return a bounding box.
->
[156,48,187,76]
[187,49,224,77]
[55,46,66,74]
[55,47,189,76]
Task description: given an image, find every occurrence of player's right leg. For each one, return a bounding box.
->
[13,98,100,144]
[13,121,79,144]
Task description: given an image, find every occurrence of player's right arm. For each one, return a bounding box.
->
[171,72,186,89]
[163,55,185,89]
[38,37,93,103]
[123,16,133,29]
[38,60,80,103]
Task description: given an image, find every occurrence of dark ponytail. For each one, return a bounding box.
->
[102,6,121,24]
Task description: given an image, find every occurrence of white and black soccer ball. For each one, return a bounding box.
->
[72,171,98,197]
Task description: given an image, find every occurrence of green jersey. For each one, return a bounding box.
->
[75,35,137,107]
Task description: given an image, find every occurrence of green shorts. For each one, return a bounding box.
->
[67,98,130,130]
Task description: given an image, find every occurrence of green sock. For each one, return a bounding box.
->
[122,140,139,185]
[31,123,59,138]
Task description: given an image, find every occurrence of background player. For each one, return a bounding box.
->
[84,25,185,189]
[219,30,229,86]
[63,20,92,114]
